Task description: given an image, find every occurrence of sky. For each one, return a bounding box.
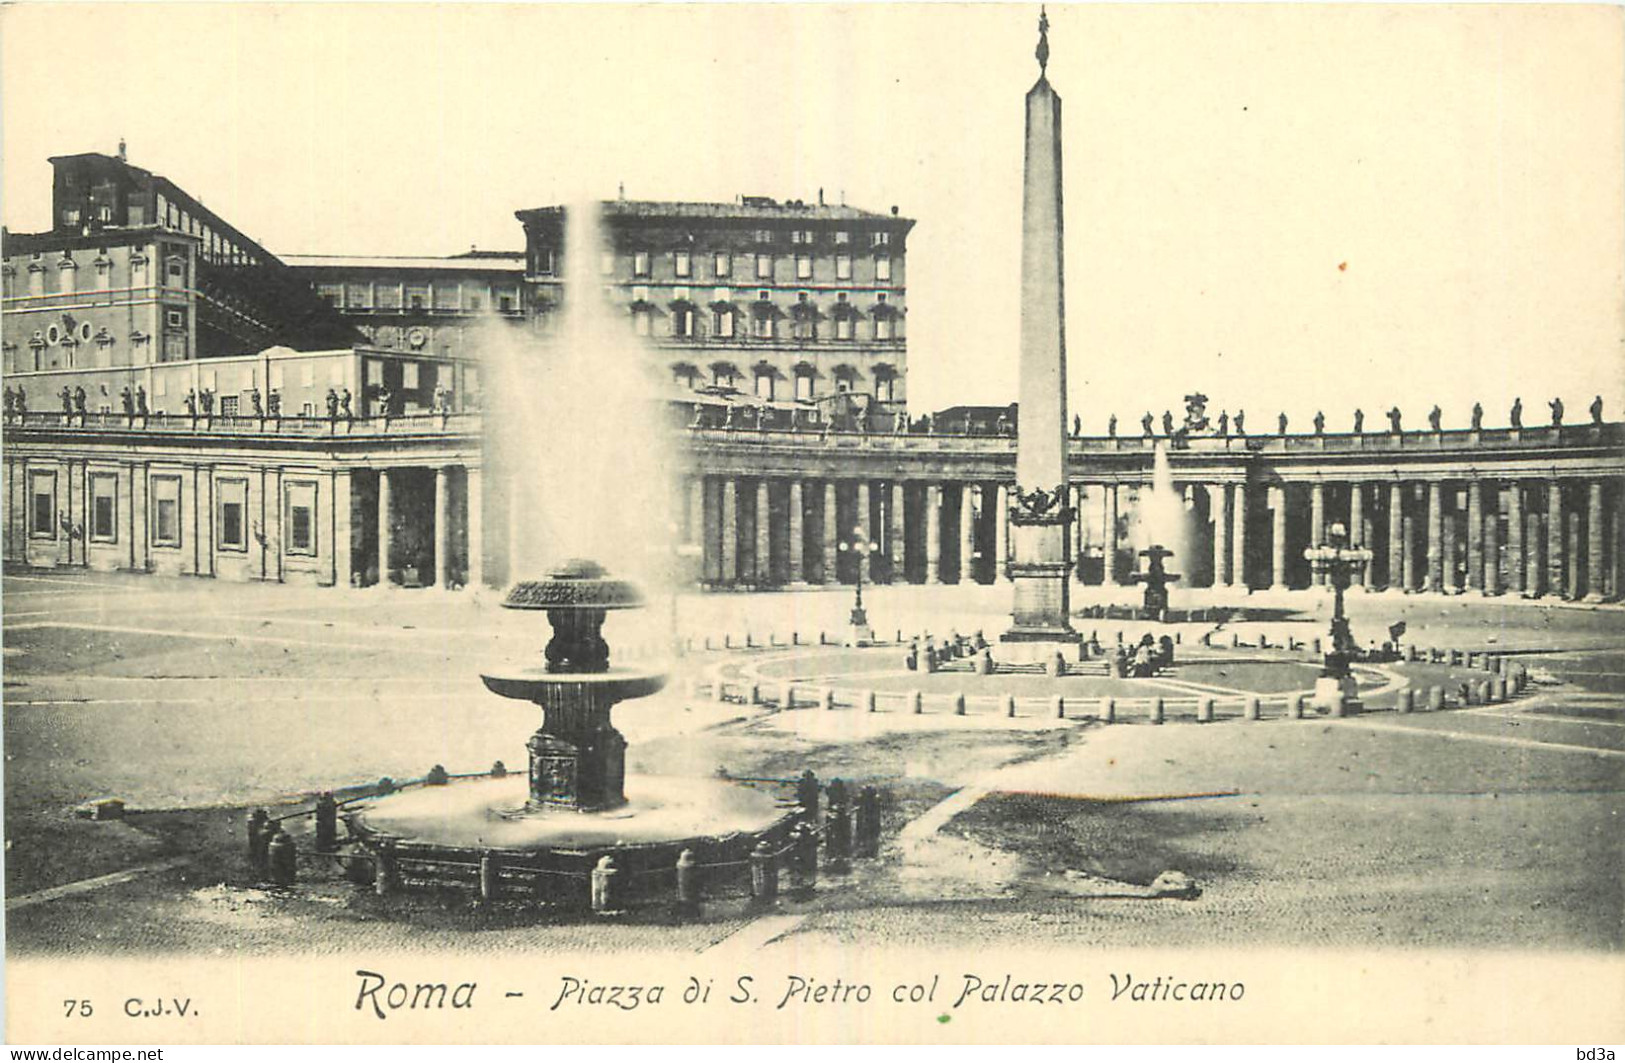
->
[4,3,1622,426]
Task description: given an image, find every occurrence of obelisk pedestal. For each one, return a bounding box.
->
[1001,10,1081,661]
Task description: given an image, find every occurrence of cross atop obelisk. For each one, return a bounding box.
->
[1002,6,1080,654]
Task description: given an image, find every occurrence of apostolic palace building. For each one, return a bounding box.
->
[3,148,1623,602]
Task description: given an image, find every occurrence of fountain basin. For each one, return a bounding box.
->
[479,666,667,704]
[352,774,787,850]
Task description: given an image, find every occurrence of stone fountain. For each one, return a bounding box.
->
[1131,544,1181,618]
[348,558,794,886]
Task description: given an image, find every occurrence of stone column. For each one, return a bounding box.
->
[1426,480,1444,593]
[1387,481,1405,591]
[1211,482,1229,586]
[788,480,805,584]
[466,465,484,590]
[960,482,978,583]
[1524,507,1543,597]
[996,483,1011,581]
[1071,483,1085,578]
[434,465,451,589]
[822,480,838,584]
[1481,482,1498,596]
[925,483,943,584]
[721,478,738,585]
[1269,484,1287,590]
[688,478,704,549]
[1507,482,1525,595]
[1310,481,1326,586]
[1586,479,1606,601]
[856,480,873,584]
[1467,480,1483,593]
[1232,484,1249,590]
[334,469,353,589]
[1106,483,1121,585]
[377,468,393,588]
[1350,482,1372,589]
[755,479,772,585]
[1547,481,1565,598]
[889,481,906,583]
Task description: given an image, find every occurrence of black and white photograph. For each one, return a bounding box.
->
[2,2,1622,1047]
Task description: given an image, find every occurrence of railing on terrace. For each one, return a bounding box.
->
[3,409,484,437]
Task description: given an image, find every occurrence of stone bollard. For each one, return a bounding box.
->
[1258,634,1269,649]
[714,680,729,703]
[1493,676,1507,702]
[1231,633,1241,648]
[1311,637,1322,655]
[796,769,821,826]
[745,633,755,649]
[1465,651,1478,669]
[1396,689,1414,713]
[314,792,339,852]
[374,840,398,896]
[491,760,508,778]
[724,634,733,649]
[855,786,881,858]
[267,827,297,886]
[1102,697,1116,724]
[1174,632,1182,645]
[1049,650,1066,677]
[247,809,271,878]
[748,683,761,706]
[1001,694,1016,719]
[750,841,779,906]
[910,690,923,715]
[674,848,702,918]
[1244,696,1260,721]
[821,688,836,712]
[1448,648,1461,666]
[825,804,853,875]
[591,855,622,915]
[864,689,878,714]
[479,852,501,906]
[1197,697,1214,723]
[1406,644,1420,662]
[788,825,818,898]
[792,632,801,646]
[704,635,713,651]
[1052,695,1065,719]
[1427,686,1445,712]
[1150,697,1165,725]
[922,648,938,674]
[781,683,796,710]
[953,692,967,716]
[1290,694,1306,719]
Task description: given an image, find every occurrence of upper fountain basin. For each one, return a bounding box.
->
[502,557,646,612]
[480,665,668,703]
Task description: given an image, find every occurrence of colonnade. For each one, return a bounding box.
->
[370,463,481,589]
[684,473,1623,600]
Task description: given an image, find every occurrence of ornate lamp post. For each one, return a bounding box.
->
[1303,521,1374,711]
[837,525,879,646]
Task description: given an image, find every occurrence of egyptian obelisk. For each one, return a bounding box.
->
[1003,7,1080,653]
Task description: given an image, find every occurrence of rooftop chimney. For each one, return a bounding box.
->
[117,138,127,162]
[818,187,825,206]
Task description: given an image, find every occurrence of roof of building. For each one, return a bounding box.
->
[281,253,526,272]
[518,198,912,225]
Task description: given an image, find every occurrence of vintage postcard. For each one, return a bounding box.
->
[2,2,1622,1047]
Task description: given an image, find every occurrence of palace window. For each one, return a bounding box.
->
[166,257,185,286]
[795,369,814,401]
[672,365,697,390]
[534,248,556,276]
[755,373,775,401]
[876,316,894,340]
[714,252,731,278]
[835,231,851,245]
[403,362,420,389]
[218,479,248,552]
[870,231,891,247]
[876,376,895,402]
[285,481,317,556]
[714,308,735,339]
[672,307,694,337]
[835,254,852,280]
[166,310,184,329]
[346,283,371,308]
[90,473,118,543]
[220,396,239,417]
[634,310,652,337]
[790,230,813,245]
[30,471,56,539]
[633,251,651,277]
[151,475,181,547]
[674,251,691,278]
[754,230,773,245]
[875,256,892,282]
[796,255,813,281]
[756,254,772,280]
[753,315,774,340]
